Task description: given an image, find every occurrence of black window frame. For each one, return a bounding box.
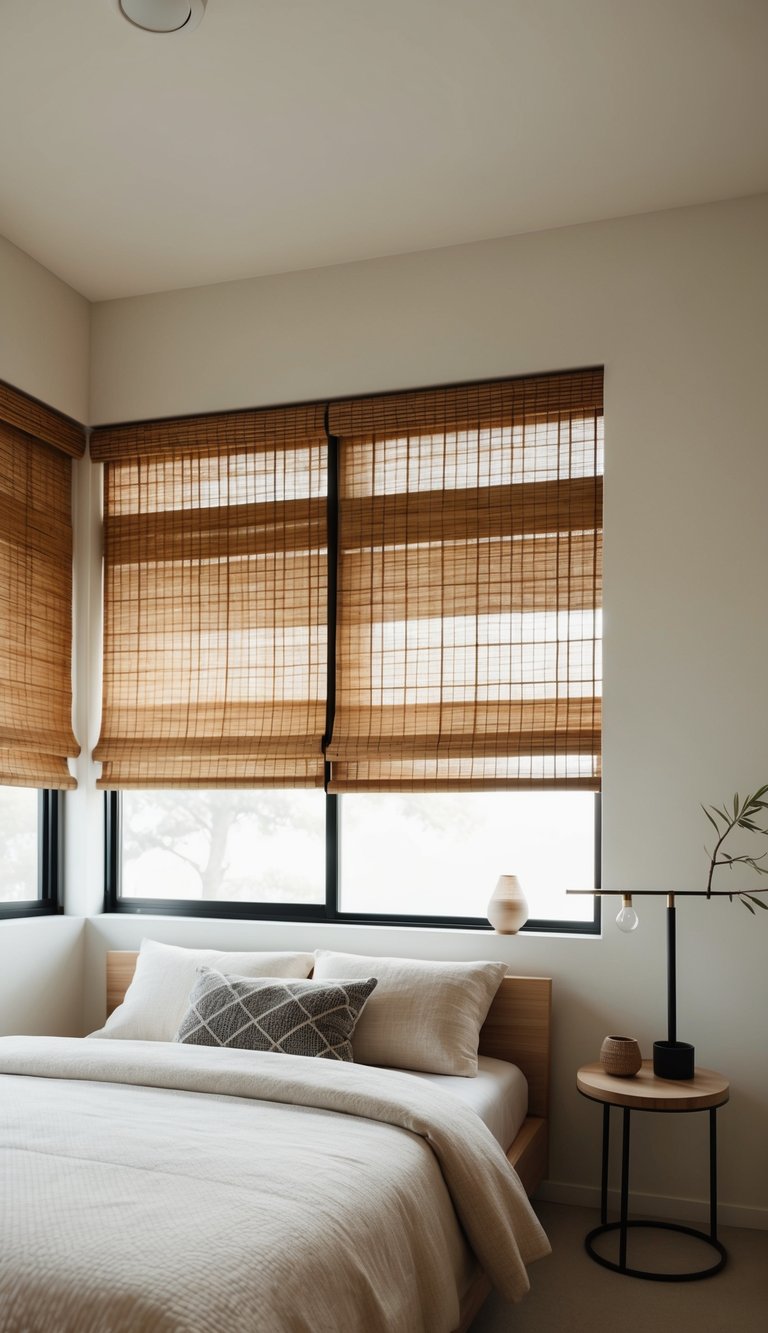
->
[0,790,62,920]
[104,789,601,934]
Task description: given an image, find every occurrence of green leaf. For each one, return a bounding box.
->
[702,784,768,902]
[702,806,721,835]
[741,898,756,914]
[744,894,768,910]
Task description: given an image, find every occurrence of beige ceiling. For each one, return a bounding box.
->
[1,0,767,301]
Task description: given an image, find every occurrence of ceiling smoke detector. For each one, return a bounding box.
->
[115,1,207,33]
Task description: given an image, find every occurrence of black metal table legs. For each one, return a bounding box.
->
[585,1105,727,1280]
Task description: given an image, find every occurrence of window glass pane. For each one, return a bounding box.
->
[339,791,595,922]
[121,790,325,904]
[0,786,38,903]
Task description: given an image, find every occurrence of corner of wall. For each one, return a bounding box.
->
[0,232,90,423]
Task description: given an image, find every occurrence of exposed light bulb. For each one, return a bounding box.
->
[616,894,639,933]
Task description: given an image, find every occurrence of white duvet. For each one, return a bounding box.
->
[0,1037,549,1333]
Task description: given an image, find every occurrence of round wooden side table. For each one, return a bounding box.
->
[576,1060,730,1281]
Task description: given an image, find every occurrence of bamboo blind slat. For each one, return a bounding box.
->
[107,498,327,564]
[327,701,601,756]
[327,369,603,438]
[340,477,601,547]
[330,773,599,793]
[341,532,601,620]
[327,368,603,792]
[0,421,79,790]
[0,749,77,790]
[90,404,327,462]
[0,379,86,459]
[95,409,328,789]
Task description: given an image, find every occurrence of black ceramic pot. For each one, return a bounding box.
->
[653,1039,695,1080]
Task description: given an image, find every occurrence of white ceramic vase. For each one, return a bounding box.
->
[487,874,528,934]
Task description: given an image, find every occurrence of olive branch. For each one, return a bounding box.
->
[702,783,768,914]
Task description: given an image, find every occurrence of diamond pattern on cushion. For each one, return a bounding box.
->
[175,968,377,1061]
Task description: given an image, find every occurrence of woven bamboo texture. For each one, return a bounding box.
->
[0,377,85,459]
[0,410,80,789]
[94,404,328,788]
[93,368,602,792]
[327,368,603,791]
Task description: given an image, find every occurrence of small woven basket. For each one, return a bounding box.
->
[599,1035,642,1078]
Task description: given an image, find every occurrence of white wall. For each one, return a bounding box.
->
[0,234,90,1037]
[0,917,84,1037]
[55,192,768,1226]
[0,232,89,423]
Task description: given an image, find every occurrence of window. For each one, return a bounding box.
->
[0,788,61,919]
[107,788,599,928]
[0,786,38,906]
[339,791,599,924]
[119,788,326,905]
[0,379,83,918]
[98,370,602,930]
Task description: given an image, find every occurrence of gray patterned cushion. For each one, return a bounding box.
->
[174,968,377,1061]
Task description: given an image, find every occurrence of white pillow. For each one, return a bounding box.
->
[88,939,315,1042]
[312,950,506,1076]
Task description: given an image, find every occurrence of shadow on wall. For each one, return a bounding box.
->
[545,979,664,1189]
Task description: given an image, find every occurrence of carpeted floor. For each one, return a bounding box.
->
[473,1202,768,1333]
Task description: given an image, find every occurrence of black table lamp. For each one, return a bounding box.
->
[568,887,765,1079]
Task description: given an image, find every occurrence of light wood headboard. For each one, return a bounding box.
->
[105,952,551,1119]
[479,973,550,1119]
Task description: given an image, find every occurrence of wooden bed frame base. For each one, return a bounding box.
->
[105,953,551,1333]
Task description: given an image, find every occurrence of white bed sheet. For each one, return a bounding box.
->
[399,1055,528,1150]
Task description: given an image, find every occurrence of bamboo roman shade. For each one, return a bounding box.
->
[91,406,327,788]
[325,369,603,791]
[0,379,85,789]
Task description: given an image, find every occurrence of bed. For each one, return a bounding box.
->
[0,947,552,1333]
